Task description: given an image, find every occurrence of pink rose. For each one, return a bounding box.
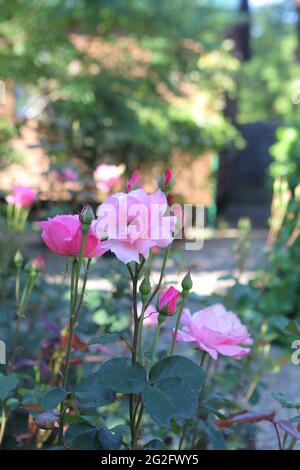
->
[137,302,159,327]
[159,286,180,315]
[31,256,45,271]
[6,186,37,208]
[175,304,253,360]
[38,215,108,258]
[93,164,124,193]
[95,189,176,264]
[127,171,142,192]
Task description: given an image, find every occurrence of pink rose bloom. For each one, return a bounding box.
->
[175,304,253,360]
[6,186,37,208]
[159,286,180,315]
[127,171,142,191]
[137,302,159,327]
[95,189,176,264]
[93,164,124,193]
[55,167,79,183]
[38,215,108,258]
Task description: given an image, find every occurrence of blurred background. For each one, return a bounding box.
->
[0,0,299,226]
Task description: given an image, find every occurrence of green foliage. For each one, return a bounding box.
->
[238,3,300,123]
[74,374,116,408]
[0,119,21,168]
[0,373,19,401]
[148,355,205,393]
[99,357,147,393]
[0,0,241,170]
[272,392,300,410]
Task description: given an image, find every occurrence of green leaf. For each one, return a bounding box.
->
[65,424,100,450]
[99,357,147,393]
[98,426,122,450]
[74,374,115,408]
[142,378,197,428]
[285,320,300,337]
[0,373,19,401]
[272,392,300,409]
[149,355,205,392]
[41,387,67,411]
[143,439,167,450]
[202,415,227,450]
[88,333,122,345]
[64,415,98,426]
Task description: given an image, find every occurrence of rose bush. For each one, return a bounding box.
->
[0,168,290,451]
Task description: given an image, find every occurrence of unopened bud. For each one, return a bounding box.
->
[79,205,94,226]
[126,171,142,192]
[139,274,151,301]
[158,168,175,195]
[14,251,23,269]
[181,272,193,292]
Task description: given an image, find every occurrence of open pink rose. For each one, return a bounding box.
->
[137,302,159,327]
[175,304,253,360]
[95,189,176,264]
[38,215,108,258]
[6,186,37,208]
[127,171,142,191]
[93,164,124,193]
[159,286,180,315]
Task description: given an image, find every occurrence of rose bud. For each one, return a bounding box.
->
[79,204,95,227]
[158,168,175,195]
[181,272,193,297]
[158,286,180,319]
[126,171,142,192]
[31,256,45,272]
[14,250,23,269]
[139,274,151,302]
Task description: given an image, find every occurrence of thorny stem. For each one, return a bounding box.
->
[127,259,147,449]
[58,228,89,446]
[10,278,36,369]
[136,302,146,363]
[0,405,7,447]
[169,294,187,356]
[132,403,144,450]
[145,246,171,309]
[273,422,282,451]
[127,263,141,449]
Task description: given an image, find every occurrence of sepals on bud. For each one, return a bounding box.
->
[31,256,45,273]
[139,274,151,302]
[181,272,193,298]
[79,205,95,227]
[158,168,175,195]
[14,250,23,269]
[126,171,142,192]
[158,286,180,318]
